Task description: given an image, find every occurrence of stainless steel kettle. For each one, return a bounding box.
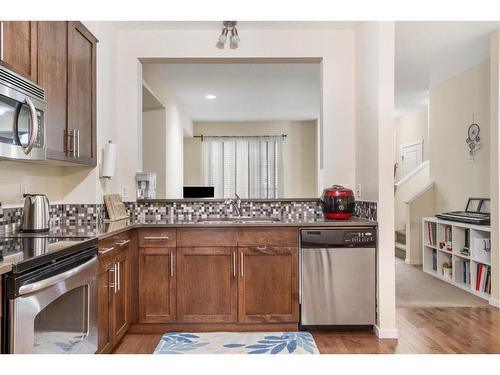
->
[21,193,50,232]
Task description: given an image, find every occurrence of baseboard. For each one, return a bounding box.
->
[128,322,299,334]
[374,325,399,339]
[489,297,500,308]
[405,258,422,265]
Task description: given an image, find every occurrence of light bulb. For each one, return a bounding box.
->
[218,28,228,44]
[230,29,240,44]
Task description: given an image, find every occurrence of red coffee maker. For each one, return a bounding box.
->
[320,185,355,219]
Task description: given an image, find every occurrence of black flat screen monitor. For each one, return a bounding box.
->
[183,186,215,198]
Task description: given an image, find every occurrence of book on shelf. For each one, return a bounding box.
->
[475,263,491,293]
[454,259,470,285]
[432,249,437,271]
[426,222,437,246]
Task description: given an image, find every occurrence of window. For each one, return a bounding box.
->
[203,136,283,199]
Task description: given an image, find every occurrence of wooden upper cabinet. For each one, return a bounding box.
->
[238,246,299,323]
[37,22,68,159]
[0,21,37,81]
[176,247,238,323]
[67,21,97,165]
[139,247,176,323]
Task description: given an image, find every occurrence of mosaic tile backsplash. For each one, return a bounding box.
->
[0,199,377,233]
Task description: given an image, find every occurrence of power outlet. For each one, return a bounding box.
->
[121,185,129,200]
[356,184,362,198]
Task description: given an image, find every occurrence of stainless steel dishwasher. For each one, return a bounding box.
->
[300,227,376,328]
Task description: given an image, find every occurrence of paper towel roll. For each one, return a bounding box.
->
[101,142,117,178]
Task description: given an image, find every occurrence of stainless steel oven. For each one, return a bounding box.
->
[0,64,46,161]
[2,241,97,354]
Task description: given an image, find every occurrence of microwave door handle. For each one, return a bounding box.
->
[22,97,39,155]
[18,257,96,296]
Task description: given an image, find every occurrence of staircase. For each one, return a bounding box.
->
[395,229,406,260]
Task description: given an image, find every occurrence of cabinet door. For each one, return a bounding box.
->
[238,247,299,323]
[112,250,129,344]
[97,262,114,354]
[177,247,238,323]
[67,21,97,165]
[37,21,68,160]
[0,21,37,81]
[139,248,176,323]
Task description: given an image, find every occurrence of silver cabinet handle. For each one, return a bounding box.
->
[109,266,115,293]
[232,251,236,277]
[113,263,118,294]
[256,245,267,250]
[143,236,169,240]
[73,129,77,157]
[117,261,121,292]
[170,252,174,277]
[76,129,80,157]
[115,239,130,247]
[98,246,114,255]
[240,252,244,277]
[19,257,97,295]
[22,97,38,155]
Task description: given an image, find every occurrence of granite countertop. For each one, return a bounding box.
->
[0,216,376,274]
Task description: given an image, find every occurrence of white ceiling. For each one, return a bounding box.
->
[114,21,357,30]
[149,63,321,122]
[395,21,500,116]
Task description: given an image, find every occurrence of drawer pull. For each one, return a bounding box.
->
[143,236,169,240]
[99,247,114,255]
[256,245,267,250]
[232,251,236,277]
[115,239,130,246]
[170,252,175,277]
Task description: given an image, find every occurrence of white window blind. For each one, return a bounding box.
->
[203,136,283,199]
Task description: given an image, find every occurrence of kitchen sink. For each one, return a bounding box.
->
[196,217,281,224]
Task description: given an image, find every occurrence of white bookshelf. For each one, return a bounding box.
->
[422,217,492,301]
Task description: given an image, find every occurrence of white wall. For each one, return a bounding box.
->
[395,108,429,181]
[143,109,167,197]
[114,27,356,201]
[142,65,193,199]
[184,121,318,198]
[355,22,397,338]
[429,60,490,213]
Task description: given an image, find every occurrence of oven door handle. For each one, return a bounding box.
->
[18,256,97,296]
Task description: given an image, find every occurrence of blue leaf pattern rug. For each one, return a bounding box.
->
[154,332,319,354]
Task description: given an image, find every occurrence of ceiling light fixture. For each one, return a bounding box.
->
[205,94,217,100]
[217,21,239,49]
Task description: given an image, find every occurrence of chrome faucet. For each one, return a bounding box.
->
[225,193,243,217]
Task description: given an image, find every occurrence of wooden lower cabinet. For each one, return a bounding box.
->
[177,247,238,323]
[97,239,130,353]
[238,246,299,323]
[112,249,129,343]
[138,248,176,323]
[97,258,114,354]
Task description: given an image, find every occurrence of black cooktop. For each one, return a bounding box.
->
[0,236,97,274]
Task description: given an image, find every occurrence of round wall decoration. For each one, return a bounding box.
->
[466,123,480,157]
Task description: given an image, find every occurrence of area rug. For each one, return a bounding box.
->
[153,332,319,354]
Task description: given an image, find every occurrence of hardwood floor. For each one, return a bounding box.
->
[113,307,500,354]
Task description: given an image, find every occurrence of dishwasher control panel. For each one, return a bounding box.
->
[343,230,376,245]
[301,228,376,248]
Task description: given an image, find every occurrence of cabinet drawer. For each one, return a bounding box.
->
[139,229,176,247]
[238,227,298,247]
[98,232,130,258]
[177,228,238,247]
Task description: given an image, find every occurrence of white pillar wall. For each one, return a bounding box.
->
[490,31,500,307]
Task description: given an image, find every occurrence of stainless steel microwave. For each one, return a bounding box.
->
[0,65,46,161]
